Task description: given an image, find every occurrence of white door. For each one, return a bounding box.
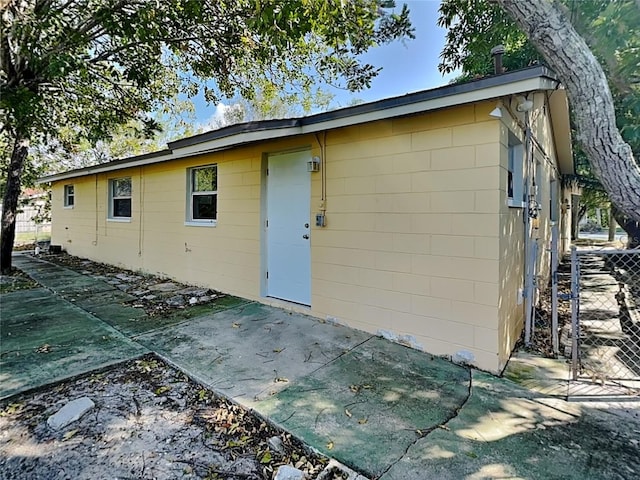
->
[266,151,311,305]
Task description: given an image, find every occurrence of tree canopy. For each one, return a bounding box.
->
[438,0,640,233]
[1,0,413,143]
[0,0,414,272]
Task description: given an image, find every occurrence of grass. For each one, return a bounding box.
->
[13,232,51,246]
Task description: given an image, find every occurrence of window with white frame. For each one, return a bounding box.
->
[188,165,217,223]
[507,133,525,207]
[108,177,132,219]
[63,184,75,207]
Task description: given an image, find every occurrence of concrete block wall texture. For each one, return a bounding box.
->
[494,93,567,368]
[313,104,504,372]
[50,99,566,374]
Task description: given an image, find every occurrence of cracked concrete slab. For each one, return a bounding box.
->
[0,288,147,400]
[380,370,640,480]
[136,302,373,405]
[5,254,640,479]
[12,255,249,337]
[258,337,470,479]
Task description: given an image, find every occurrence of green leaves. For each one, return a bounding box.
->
[2,0,414,150]
[438,0,542,76]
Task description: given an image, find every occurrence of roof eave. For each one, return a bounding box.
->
[40,66,566,183]
[548,88,574,175]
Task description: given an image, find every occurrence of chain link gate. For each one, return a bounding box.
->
[565,247,640,399]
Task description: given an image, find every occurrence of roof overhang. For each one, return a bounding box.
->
[40,66,572,183]
[548,88,574,174]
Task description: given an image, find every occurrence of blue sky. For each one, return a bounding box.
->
[196,0,457,125]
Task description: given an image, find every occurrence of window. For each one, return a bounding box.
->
[109,177,132,219]
[507,134,525,207]
[63,185,75,207]
[188,165,217,224]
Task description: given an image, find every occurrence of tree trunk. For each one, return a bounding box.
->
[573,203,587,240]
[1,135,29,274]
[496,0,640,223]
[613,206,640,249]
[608,207,617,242]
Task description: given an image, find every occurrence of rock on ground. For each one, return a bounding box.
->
[47,397,95,430]
[275,465,307,480]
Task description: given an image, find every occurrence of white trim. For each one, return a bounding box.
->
[184,221,217,227]
[187,164,217,223]
[107,218,131,223]
[508,200,526,209]
[39,77,560,184]
[108,177,132,220]
[63,206,74,210]
[63,184,75,207]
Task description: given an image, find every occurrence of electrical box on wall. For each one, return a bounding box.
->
[315,213,326,227]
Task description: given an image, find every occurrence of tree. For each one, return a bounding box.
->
[0,0,414,274]
[207,79,336,130]
[439,0,640,244]
[32,95,201,175]
[494,0,640,223]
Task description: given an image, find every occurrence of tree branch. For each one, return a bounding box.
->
[496,0,640,223]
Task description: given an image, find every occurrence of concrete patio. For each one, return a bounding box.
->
[2,254,640,479]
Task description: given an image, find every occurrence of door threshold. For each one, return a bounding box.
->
[264,296,311,312]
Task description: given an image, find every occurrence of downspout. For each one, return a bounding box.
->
[138,166,144,257]
[524,112,535,346]
[93,174,99,246]
[523,109,538,345]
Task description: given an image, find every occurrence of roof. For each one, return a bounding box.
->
[40,65,573,183]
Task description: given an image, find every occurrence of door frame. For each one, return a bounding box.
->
[260,147,312,304]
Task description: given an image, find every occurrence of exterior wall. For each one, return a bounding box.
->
[52,138,322,302]
[51,99,570,374]
[312,103,502,371]
[496,93,566,368]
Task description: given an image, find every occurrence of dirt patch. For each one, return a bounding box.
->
[0,269,39,294]
[35,252,228,317]
[0,355,329,479]
[514,261,573,359]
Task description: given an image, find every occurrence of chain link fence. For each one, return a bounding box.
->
[0,201,51,246]
[568,247,640,398]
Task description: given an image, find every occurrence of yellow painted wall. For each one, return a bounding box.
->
[51,99,566,373]
[53,139,320,301]
[312,103,502,371]
[496,93,565,368]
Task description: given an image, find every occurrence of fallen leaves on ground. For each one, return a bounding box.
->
[0,354,329,479]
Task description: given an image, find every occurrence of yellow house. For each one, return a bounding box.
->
[42,66,574,373]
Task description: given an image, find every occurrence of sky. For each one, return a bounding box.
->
[196,0,458,126]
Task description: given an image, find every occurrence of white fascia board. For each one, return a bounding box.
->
[41,76,556,184]
[172,126,303,157]
[38,153,175,183]
[300,77,550,134]
[181,77,549,149]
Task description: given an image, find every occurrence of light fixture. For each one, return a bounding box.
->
[516,96,534,112]
[307,156,321,172]
[489,102,503,118]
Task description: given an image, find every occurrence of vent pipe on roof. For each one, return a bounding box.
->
[491,45,505,75]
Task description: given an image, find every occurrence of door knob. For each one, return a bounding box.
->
[303,234,309,239]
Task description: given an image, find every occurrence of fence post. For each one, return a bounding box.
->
[551,223,559,356]
[570,245,579,381]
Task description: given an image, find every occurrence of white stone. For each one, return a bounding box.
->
[189,297,198,305]
[267,435,286,455]
[274,465,307,480]
[47,397,95,430]
[318,459,369,480]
